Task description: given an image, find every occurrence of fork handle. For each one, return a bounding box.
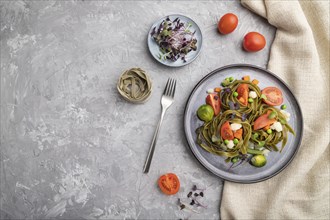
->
[143,108,166,173]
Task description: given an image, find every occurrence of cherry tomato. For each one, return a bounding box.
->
[206,93,221,115]
[262,87,283,106]
[218,13,238,34]
[233,128,243,139]
[220,121,234,140]
[158,173,180,195]
[243,32,266,52]
[236,84,249,106]
[253,111,277,130]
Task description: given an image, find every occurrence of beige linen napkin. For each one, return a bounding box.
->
[221,0,330,219]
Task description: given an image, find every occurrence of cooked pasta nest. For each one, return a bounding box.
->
[196,80,295,160]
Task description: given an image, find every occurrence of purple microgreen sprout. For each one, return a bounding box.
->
[180,204,186,210]
[151,17,197,62]
[188,185,207,208]
[192,185,206,191]
[224,88,231,93]
[179,185,208,213]
[234,102,240,110]
[228,101,235,110]
[178,198,200,213]
[193,198,208,209]
[227,154,253,170]
[242,113,248,121]
[150,27,156,36]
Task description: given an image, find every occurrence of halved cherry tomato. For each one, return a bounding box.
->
[243,32,266,52]
[262,87,283,106]
[206,93,221,115]
[236,84,249,106]
[263,125,270,131]
[158,173,180,195]
[220,121,234,140]
[253,111,276,130]
[218,13,238,34]
[234,128,243,139]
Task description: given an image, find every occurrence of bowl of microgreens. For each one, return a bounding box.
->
[147,14,203,67]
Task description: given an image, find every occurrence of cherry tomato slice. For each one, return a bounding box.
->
[253,111,276,130]
[262,87,283,106]
[218,13,238,34]
[206,93,221,115]
[233,128,243,139]
[220,121,234,140]
[158,173,180,195]
[236,84,249,106]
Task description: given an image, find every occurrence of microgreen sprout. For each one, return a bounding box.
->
[151,17,197,62]
[184,22,192,32]
[228,154,252,170]
[178,198,200,213]
[179,185,207,213]
[241,113,248,121]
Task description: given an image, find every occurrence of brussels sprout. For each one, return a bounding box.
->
[251,155,267,167]
[197,105,214,122]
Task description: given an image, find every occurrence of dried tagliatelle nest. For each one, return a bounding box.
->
[117,68,152,103]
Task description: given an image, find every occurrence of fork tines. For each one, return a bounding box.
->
[164,78,176,98]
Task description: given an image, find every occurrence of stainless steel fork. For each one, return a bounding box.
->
[143,78,176,173]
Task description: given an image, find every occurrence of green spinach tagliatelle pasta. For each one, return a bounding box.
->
[196,79,295,162]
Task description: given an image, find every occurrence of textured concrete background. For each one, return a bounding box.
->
[0,1,275,219]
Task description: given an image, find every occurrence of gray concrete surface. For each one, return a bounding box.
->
[0,1,275,219]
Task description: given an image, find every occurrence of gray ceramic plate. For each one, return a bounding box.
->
[147,14,203,67]
[183,64,303,183]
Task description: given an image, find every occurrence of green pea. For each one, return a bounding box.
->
[267,129,272,134]
[231,157,239,163]
[268,111,277,119]
[281,104,287,110]
[221,79,230,87]
[253,133,259,139]
[258,141,265,147]
[233,92,238,97]
[248,98,253,103]
[233,138,239,144]
[224,140,229,145]
[229,77,234,82]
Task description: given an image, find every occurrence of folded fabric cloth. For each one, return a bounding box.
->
[220,0,330,219]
